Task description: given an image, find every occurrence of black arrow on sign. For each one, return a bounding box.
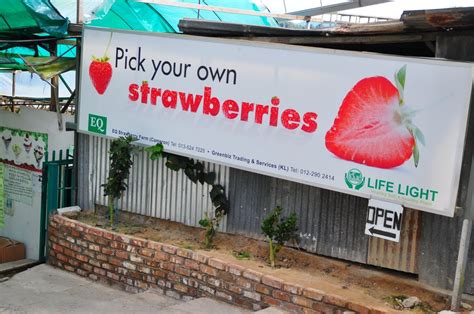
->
[368,226,396,239]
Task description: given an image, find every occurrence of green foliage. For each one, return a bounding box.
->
[146,143,229,216]
[145,143,164,160]
[145,142,230,248]
[233,250,251,260]
[261,206,299,267]
[102,136,136,226]
[199,211,223,249]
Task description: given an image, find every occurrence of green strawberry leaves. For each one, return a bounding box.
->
[395,65,424,168]
[395,65,407,105]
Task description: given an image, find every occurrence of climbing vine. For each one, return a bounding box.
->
[146,143,229,248]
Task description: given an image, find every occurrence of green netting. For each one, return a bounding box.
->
[0,0,68,37]
[89,0,278,32]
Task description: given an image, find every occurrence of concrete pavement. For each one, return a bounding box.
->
[0,264,252,313]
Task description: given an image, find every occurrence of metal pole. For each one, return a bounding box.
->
[451,92,474,310]
[76,0,83,23]
[451,218,472,310]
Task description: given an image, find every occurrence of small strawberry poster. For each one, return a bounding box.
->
[78,27,473,217]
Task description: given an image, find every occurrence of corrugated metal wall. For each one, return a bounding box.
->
[226,168,369,263]
[368,208,420,274]
[78,134,229,231]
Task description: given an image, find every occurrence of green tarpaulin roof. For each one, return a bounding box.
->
[0,0,277,78]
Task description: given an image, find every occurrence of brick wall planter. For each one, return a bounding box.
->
[48,214,385,313]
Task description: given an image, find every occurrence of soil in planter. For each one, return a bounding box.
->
[69,210,470,313]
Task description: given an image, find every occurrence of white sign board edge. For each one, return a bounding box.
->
[77,26,474,218]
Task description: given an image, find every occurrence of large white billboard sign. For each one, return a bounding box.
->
[79,27,473,217]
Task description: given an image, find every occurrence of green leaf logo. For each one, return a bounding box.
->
[344,168,365,190]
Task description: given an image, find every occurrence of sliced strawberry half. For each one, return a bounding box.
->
[89,56,112,95]
[325,66,424,169]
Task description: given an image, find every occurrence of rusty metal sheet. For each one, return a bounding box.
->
[368,208,420,274]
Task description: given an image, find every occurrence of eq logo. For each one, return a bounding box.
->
[88,114,107,135]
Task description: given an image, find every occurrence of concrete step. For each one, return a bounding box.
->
[0,259,38,275]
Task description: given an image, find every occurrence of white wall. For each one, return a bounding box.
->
[0,108,74,260]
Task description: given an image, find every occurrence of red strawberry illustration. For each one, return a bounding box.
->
[89,56,112,95]
[325,66,424,169]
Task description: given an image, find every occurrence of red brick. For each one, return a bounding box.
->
[83,234,97,243]
[130,255,143,263]
[96,254,108,262]
[200,265,218,276]
[162,244,177,254]
[88,228,103,237]
[227,264,245,276]
[243,291,261,301]
[93,267,106,276]
[313,302,337,313]
[134,280,148,290]
[152,269,166,278]
[116,251,129,259]
[224,282,243,295]
[71,229,81,237]
[64,265,75,272]
[109,257,122,266]
[147,241,162,251]
[123,261,136,270]
[167,272,181,282]
[255,284,271,295]
[58,239,72,249]
[114,234,130,243]
[130,238,146,247]
[76,269,88,277]
[192,252,208,264]
[102,248,114,255]
[175,266,191,277]
[170,256,184,265]
[184,259,200,271]
[182,277,199,288]
[303,308,320,314]
[76,239,89,248]
[126,245,137,253]
[262,295,281,307]
[138,248,154,257]
[283,283,303,295]
[52,243,64,253]
[102,263,114,271]
[272,290,290,302]
[262,275,284,289]
[292,296,313,308]
[89,259,101,267]
[174,283,189,294]
[155,251,169,261]
[207,277,221,287]
[137,265,151,274]
[236,277,253,289]
[176,248,193,258]
[161,262,175,272]
[107,272,120,281]
[89,244,101,252]
[56,253,68,263]
[216,291,233,302]
[103,231,115,240]
[347,302,370,314]
[243,269,262,283]
[82,263,93,272]
[69,259,80,267]
[208,258,226,270]
[323,295,347,308]
[117,267,129,275]
[111,241,127,250]
[303,288,324,301]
